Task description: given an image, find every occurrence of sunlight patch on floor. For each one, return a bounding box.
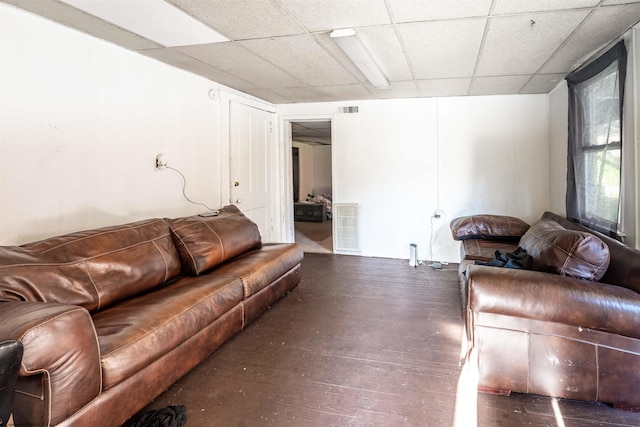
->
[453,348,478,427]
[551,397,567,427]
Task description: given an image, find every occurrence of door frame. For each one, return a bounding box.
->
[278,114,335,244]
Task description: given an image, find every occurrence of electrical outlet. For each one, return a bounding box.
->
[155,154,168,170]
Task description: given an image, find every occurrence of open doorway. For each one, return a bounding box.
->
[291,121,332,253]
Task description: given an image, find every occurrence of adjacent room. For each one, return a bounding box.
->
[2,1,640,426]
[291,120,333,254]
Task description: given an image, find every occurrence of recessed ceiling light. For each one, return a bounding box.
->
[59,0,229,47]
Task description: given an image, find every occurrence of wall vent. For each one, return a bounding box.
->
[338,106,359,114]
[333,203,360,252]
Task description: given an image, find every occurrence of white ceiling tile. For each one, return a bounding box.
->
[470,75,531,96]
[269,87,335,103]
[476,10,590,76]
[240,34,357,86]
[140,48,258,90]
[60,0,229,47]
[398,19,487,79]
[520,74,566,93]
[493,0,600,15]
[356,26,413,81]
[369,81,420,99]
[167,0,305,40]
[388,0,492,22]
[541,4,640,74]
[603,0,640,4]
[176,42,304,88]
[5,0,161,50]
[7,0,638,102]
[317,84,373,101]
[277,0,391,32]
[242,89,293,104]
[416,78,471,97]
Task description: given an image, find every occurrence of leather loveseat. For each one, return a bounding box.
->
[451,211,640,408]
[0,205,303,426]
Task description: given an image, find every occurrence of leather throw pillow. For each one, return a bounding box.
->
[168,205,262,275]
[519,219,610,281]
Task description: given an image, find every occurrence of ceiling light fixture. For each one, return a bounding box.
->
[59,0,229,47]
[330,28,390,89]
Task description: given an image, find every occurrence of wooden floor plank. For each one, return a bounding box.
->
[127,254,640,426]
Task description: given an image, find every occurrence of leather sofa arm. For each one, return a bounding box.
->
[466,264,640,340]
[0,302,101,426]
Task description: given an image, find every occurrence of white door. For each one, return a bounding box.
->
[230,101,272,240]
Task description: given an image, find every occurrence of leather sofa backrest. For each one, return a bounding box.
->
[542,212,640,293]
[0,219,181,312]
[167,205,262,275]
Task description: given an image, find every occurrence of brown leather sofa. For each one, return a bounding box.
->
[0,205,303,426]
[452,211,640,408]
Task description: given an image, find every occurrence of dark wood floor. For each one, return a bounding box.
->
[130,254,640,426]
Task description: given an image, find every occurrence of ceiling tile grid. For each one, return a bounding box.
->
[388,0,493,22]
[540,3,640,74]
[168,0,306,40]
[471,75,533,96]
[475,10,591,76]
[5,0,640,103]
[416,78,471,98]
[277,0,392,32]
[239,34,358,87]
[491,0,601,15]
[398,18,488,80]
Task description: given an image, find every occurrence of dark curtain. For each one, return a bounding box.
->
[566,40,626,239]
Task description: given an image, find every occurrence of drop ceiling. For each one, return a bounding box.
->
[5,0,640,104]
[291,121,332,145]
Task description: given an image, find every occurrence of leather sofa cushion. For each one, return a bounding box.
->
[0,219,181,312]
[450,214,530,241]
[95,274,243,389]
[213,243,304,299]
[460,239,519,262]
[168,205,262,275]
[519,219,610,281]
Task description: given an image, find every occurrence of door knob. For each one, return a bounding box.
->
[234,181,240,187]
[236,199,242,204]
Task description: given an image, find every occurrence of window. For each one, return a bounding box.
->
[566,40,627,239]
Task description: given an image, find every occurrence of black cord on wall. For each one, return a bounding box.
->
[165,166,218,212]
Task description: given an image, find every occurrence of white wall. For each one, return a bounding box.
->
[291,141,332,201]
[279,95,549,262]
[0,4,229,244]
[548,82,568,216]
[0,3,560,259]
[292,141,314,200]
[312,145,332,195]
